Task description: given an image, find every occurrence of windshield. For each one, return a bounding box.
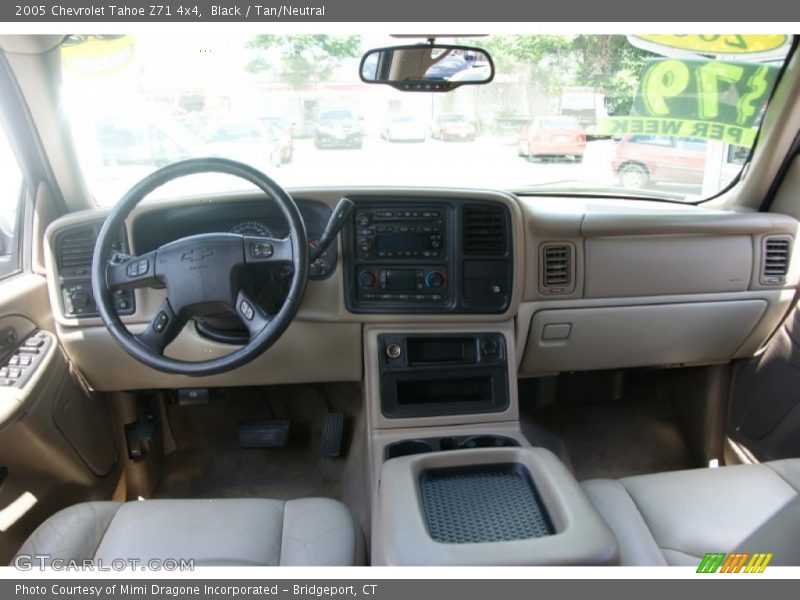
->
[59,34,793,205]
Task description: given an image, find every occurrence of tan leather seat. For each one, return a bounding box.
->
[582,459,800,566]
[14,498,363,566]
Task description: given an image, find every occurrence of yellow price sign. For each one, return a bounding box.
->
[632,35,789,57]
[61,35,136,76]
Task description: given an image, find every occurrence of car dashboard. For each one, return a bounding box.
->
[42,186,800,392]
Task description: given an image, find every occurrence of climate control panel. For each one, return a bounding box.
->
[356,266,449,304]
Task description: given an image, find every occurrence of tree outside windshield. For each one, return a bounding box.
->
[59,34,792,204]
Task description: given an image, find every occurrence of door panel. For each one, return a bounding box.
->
[0,47,120,562]
[0,275,119,562]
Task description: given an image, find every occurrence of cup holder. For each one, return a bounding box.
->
[461,435,517,449]
[384,434,519,460]
[439,437,460,451]
[386,439,435,459]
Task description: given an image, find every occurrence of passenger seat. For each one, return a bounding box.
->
[583,459,800,565]
[14,497,364,566]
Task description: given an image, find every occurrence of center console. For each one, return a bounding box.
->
[374,447,618,566]
[363,323,619,566]
[344,198,513,314]
[356,194,617,565]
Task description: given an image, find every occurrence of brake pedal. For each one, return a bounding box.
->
[238,419,290,448]
[321,412,345,458]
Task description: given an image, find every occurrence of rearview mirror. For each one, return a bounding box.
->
[360,44,494,92]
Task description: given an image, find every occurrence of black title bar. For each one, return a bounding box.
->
[2,0,800,22]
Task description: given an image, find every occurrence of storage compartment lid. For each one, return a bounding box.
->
[420,463,553,543]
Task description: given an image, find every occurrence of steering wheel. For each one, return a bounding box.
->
[91,157,309,376]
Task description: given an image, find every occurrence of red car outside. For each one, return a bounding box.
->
[431,114,477,141]
[517,116,586,161]
[612,135,707,189]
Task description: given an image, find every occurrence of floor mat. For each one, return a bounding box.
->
[527,375,695,481]
[154,383,360,501]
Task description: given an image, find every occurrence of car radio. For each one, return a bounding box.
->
[350,205,451,307]
[345,199,513,314]
[354,206,445,260]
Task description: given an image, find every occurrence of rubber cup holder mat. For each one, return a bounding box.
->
[418,463,554,544]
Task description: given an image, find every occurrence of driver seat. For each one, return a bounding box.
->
[14,497,363,566]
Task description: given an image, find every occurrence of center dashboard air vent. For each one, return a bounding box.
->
[540,243,575,295]
[463,205,507,256]
[760,235,792,285]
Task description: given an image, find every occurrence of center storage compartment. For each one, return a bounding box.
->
[419,463,554,544]
[382,368,508,417]
[376,447,620,565]
[397,375,491,405]
[379,333,510,418]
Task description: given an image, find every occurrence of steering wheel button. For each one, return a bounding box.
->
[239,300,255,321]
[126,263,138,277]
[154,312,169,333]
[250,242,273,259]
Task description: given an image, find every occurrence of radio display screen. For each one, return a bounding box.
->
[384,269,417,291]
[375,233,429,251]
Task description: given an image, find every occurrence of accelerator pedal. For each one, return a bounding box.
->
[238,419,290,449]
[321,412,345,458]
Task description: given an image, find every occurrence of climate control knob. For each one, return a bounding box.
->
[358,270,377,288]
[424,270,445,289]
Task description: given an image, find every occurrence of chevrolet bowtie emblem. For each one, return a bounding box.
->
[181,248,215,262]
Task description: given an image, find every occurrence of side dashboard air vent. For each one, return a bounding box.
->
[463,205,507,256]
[57,224,98,273]
[760,236,792,285]
[540,243,575,294]
[57,223,125,276]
